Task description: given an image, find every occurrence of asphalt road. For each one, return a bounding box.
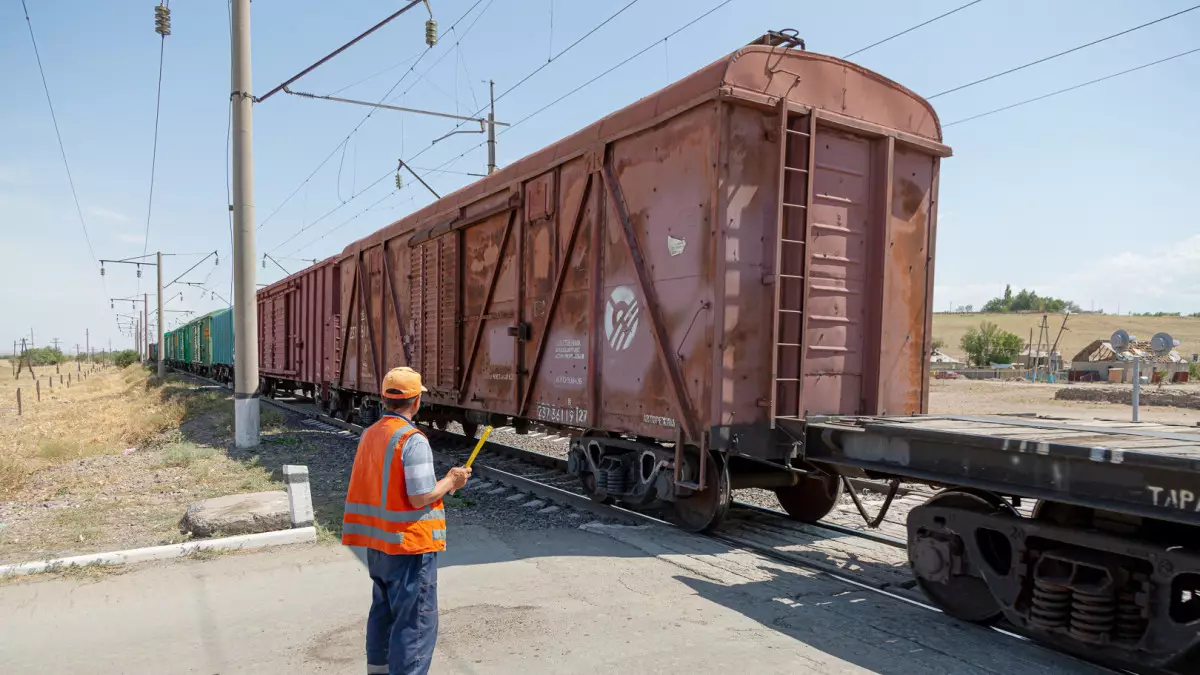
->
[0,523,1105,674]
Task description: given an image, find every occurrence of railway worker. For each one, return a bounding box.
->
[343,366,471,675]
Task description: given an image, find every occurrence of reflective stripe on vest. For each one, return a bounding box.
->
[341,419,446,554]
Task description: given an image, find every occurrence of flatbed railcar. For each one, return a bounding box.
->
[261,31,1198,670]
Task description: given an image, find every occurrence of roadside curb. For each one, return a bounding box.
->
[0,526,317,578]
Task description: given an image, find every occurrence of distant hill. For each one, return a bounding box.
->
[931,313,1200,362]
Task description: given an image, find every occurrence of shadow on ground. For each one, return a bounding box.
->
[146,375,1119,674]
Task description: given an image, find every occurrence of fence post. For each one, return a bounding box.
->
[67,374,71,388]
[36,379,40,401]
[16,388,21,416]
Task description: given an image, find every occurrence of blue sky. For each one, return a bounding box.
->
[2,0,1198,350]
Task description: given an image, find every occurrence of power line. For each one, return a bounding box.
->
[142,1,171,256]
[257,0,490,231]
[944,46,1200,127]
[843,0,986,59]
[275,0,644,252]
[278,0,736,259]
[19,0,100,268]
[327,50,424,96]
[929,3,1200,99]
[268,169,395,254]
[501,0,738,137]
[422,0,645,145]
[263,0,496,246]
[280,189,407,258]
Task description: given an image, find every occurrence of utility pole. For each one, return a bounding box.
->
[51,338,62,352]
[487,79,497,175]
[231,0,260,448]
[85,328,90,362]
[29,328,34,348]
[156,251,164,375]
[143,293,149,364]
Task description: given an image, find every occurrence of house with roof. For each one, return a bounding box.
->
[1068,339,1190,383]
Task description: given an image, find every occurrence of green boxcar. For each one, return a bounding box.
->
[181,318,195,366]
[210,308,234,381]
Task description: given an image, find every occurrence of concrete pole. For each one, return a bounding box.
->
[156,251,164,376]
[1131,358,1141,423]
[487,79,496,175]
[231,0,260,448]
[143,293,149,364]
[85,328,89,363]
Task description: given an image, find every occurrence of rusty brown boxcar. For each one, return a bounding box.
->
[257,255,341,407]
[330,34,950,530]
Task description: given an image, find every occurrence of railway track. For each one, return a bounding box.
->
[242,392,1131,675]
[172,373,1138,674]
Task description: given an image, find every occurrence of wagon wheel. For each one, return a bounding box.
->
[773,468,843,523]
[671,451,730,533]
[461,421,479,439]
[910,489,1017,624]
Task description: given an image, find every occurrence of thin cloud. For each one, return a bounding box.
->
[117,233,145,244]
[88,206,131,223]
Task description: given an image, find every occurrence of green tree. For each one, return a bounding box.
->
[112,350,139,368]
[18,347,66,365]
[960,321,1024,366]
[981,285,1079,314]
[931,337,946,352]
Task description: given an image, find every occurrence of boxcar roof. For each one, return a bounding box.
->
[256,254,339,297]
[340,45,943,258]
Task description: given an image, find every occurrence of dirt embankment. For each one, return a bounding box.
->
[1054,385,1200,410]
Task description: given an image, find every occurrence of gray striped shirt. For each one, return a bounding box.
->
[401,432,437,496]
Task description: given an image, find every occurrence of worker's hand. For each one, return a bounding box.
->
[446,466,472,493]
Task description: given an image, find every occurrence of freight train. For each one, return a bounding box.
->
[161,307,235,383]
[170,33,1200,671]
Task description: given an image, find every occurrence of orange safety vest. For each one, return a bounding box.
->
[342,415,446,555]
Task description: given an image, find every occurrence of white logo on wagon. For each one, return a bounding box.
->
[604,285,640,352]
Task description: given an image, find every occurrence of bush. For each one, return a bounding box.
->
[113,350,140,368]
[16,347,66,366]
[960,321,1024,366]
[1191,361,1200,381]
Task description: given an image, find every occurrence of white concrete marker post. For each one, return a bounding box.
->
[283,465,314,528]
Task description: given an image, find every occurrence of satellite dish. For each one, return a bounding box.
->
[1150,332,1177,356]
[1110,329,1131,351]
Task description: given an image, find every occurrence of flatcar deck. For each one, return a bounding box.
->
[801,414,1200,527]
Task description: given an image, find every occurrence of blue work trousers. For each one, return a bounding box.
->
[365,550,438,675]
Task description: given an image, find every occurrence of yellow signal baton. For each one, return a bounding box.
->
[463,426,493,468]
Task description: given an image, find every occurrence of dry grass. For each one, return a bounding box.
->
[933,313,1200,362]
[0,364,182,498]
[0,366,289,566]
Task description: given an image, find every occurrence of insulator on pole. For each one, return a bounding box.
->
[154,4,171,37]
[395,171,403,190]
[425,19,438,47]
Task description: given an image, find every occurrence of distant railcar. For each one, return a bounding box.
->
[256,256,341,407]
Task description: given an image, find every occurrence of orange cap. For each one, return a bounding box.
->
[381,366,427,399]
